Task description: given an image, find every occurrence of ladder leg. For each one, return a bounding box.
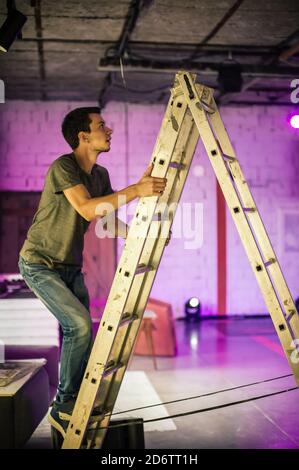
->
[88,110,200,449]
[62,76,199,449]
[143,319,158,370]
[178,71,299,385]
[62,71,299,451]
[51,426,64,449]
[208,105,299,341]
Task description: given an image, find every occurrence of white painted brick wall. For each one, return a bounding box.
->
[0,100,298,317]
[222,106,299,314]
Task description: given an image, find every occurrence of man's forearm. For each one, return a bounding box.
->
[82,184,138,221]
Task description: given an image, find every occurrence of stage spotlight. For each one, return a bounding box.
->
[218,63,243,94]
[0,8,27,53]
[184,297,201,322]
[290,115,299,129]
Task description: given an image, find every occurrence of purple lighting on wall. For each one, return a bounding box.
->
[290,114,299,129]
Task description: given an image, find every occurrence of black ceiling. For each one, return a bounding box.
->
[0,0,298,106]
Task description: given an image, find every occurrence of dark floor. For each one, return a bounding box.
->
[25,317,299,449]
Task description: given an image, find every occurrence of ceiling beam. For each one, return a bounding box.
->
[98,0,148,107]
[20,38,277,54]
[218,28,299,105]
[97,57,297,78]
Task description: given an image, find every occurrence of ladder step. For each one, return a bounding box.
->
[198,98,215,114]
[152,212,170,222]
[135,264,154,275]
[286,310,297,322]
[264,258,276,267]
[152,212,163,221]
[103,361,124,378]
[87,416,105,428]
[169,161,184,170]
[233,206,256,214]
[194,84,215,114]
[119,313,139,327]
[88,412,106,424]
[222,153,236,162]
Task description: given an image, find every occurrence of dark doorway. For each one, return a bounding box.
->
[0,191,41,273]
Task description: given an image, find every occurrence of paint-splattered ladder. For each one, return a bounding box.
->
[61,71,299,449]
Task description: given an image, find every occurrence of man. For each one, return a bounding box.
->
[18,107,168,438]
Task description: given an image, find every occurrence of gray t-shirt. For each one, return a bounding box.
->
[20,152,114,268]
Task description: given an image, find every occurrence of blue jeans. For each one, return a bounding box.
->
[18,255,93,404]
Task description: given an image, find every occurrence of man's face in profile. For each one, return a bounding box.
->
[85,113,113,152]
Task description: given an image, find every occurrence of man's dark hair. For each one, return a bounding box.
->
[61,106,101,149]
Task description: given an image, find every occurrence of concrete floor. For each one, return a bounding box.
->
[25,317,299,449]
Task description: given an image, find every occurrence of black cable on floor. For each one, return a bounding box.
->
[142,386,299,425]
[108,373,294,417]
[92,385,298,432]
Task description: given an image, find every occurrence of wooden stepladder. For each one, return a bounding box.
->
[61,71,299,449]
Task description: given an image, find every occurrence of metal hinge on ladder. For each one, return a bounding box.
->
[61,71,299,449]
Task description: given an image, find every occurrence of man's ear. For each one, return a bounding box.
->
[78,131,89,143]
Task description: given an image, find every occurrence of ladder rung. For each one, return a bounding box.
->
[169,161,184,170]
[152,212,163,221]
[119,313,138,327]
[87,416,105,428]
[194,84,215,114]
[135,264,154,275]
[286,310,297,322]
[198,99,215,114]
[87,412,105,424]
[103,361,124,378]
[222,153,237,162]
[152,212,171,222]
[264,258,276,267]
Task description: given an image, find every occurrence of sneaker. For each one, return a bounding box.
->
[53,397,103,420]
[48,406,70,439]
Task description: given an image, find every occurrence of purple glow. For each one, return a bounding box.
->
[290,114,299,129]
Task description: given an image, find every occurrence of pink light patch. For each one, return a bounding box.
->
[251,335,285,357]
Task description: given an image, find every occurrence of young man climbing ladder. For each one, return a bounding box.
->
[18,107,169,437]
